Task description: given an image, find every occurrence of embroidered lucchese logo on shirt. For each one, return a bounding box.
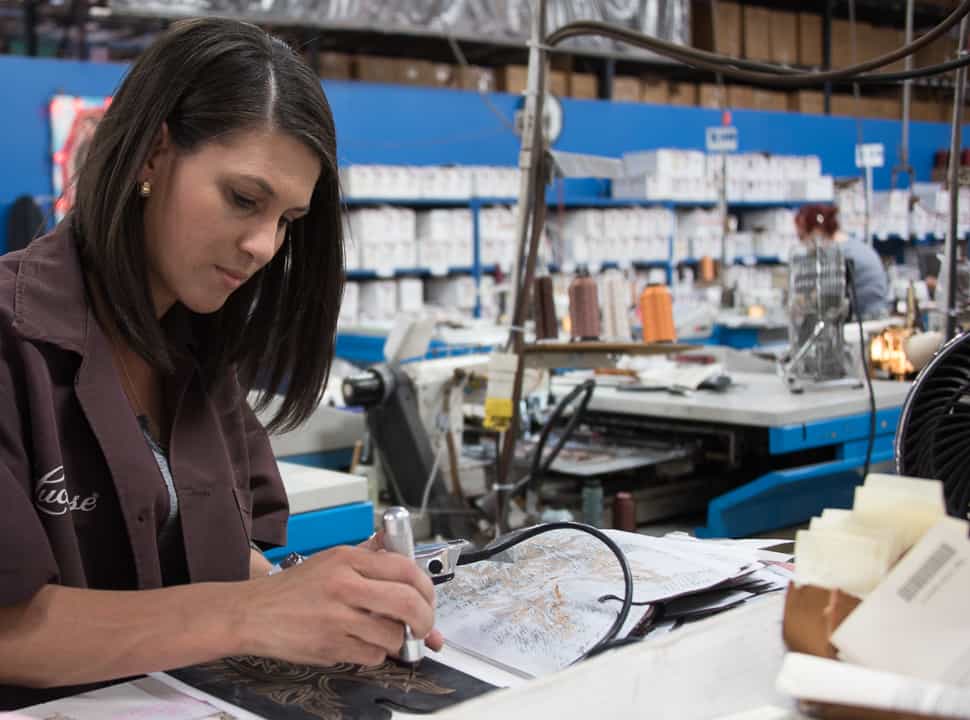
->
[34,465,98,516]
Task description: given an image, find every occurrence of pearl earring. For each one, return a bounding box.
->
[139,181,152,198]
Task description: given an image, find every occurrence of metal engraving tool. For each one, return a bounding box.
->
[381,506,425,665]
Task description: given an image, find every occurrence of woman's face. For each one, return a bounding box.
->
[139,126,321,317]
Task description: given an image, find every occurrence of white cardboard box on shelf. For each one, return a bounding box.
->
[338,282,359,326]
[788,176,834,202]
[358,280,398,321]
[426,276,477,311]
[396,278,425,313]
[622,149,707,179]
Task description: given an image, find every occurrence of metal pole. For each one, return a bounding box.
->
[23,0,37,57]
[505,5,545,350]
[823,0,833,115]
[945,17,969,341]
[902,0,915,240]
[902,0,915,172]
[495,0,547,537]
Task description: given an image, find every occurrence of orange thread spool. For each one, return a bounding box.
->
[639,284,675,343]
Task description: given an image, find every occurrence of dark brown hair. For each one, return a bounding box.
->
[796,204,840,238]
[72,17,343,433]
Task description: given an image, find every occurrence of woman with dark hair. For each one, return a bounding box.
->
[0,18,440,710]
[795,204,890,319]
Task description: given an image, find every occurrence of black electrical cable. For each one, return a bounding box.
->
[526,379,597,494]
[846,259,877,480]
[544,0,970,88]
[456,521,634,662]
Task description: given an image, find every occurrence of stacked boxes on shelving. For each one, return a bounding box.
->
[415,209,474,269]
[613,149,833,203]
[340,165,519,199]
[740,208,800,261]
[479,206,519,269]
[549,207,675,269]
[346,207,418,271]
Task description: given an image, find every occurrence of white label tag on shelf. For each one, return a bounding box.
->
[706,126,738,153]
[429,261,448,277]
[855,143,885,169]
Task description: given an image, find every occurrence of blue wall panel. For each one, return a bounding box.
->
[1,54,968,251]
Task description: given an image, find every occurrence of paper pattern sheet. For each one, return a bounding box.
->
[436,529,760,677]
[13,676,234,720]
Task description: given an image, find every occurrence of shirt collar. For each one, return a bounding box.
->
[13,220,197,356]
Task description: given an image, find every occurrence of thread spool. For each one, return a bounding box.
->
[601,271,632,341]
[534,275,558,340]
[699,256,717,284]
[612,491,636,532]
[639,284,676,343]
[582,479,604,528]
[569,267,601,340]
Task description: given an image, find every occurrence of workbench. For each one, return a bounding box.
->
[553,370,911,538]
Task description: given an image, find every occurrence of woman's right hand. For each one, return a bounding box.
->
[239,544,437,667]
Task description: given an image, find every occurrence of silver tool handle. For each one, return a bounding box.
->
[381,507,424,664]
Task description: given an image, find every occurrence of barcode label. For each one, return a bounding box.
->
[898,543,956,603]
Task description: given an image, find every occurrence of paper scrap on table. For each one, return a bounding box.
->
[830,516,970,685]
[776,652,970,718]
[13,676,233,719]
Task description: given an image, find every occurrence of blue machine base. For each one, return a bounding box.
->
[694,407,901,539]
[264,502,374,563]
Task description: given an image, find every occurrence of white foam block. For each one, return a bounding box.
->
[794,527,893,597]
[854,476,946,557]
[277,461,368,515]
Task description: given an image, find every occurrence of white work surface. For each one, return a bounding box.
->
[276,461,367,515]
[554,371,911,427]
[13,596,805,720]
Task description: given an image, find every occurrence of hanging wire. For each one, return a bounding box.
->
[544,1,970,89]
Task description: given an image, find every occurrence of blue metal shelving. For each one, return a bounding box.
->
[342,194,804,323]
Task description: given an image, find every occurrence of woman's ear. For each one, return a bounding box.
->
[138,122,173,185]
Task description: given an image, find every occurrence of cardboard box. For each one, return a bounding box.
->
[458,65,496,93]
[753,89,789,112]
[876,96,900,120]
[571,72,598,99]
[550,69,570,97]
[789,90,825,115]
[355,54,399,84]
[727,85,756,109]
[317,52,352,80]
[398,59,435,86]
[798,13,823,67]
[830,94,859,116]
[641,75,669,104]
[499,65,528,93]
[831,20,854,67]
[693,1,742,57]
[770,11,799,66]
[877,28,905,73]
[431,63,457,88]
[499,65,567,95]
[612,76,641,102]
[744,6,774,62]
[668,82,698,106]
[916,34,958,69]
[699,83,726,109]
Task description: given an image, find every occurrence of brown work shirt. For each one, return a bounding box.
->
[0,222,289,709]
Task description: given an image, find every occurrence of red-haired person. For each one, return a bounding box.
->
[794,205,889,319]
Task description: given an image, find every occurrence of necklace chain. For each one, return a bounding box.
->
[114,342,151,425]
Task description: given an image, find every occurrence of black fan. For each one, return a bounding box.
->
[896,331,970,520]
